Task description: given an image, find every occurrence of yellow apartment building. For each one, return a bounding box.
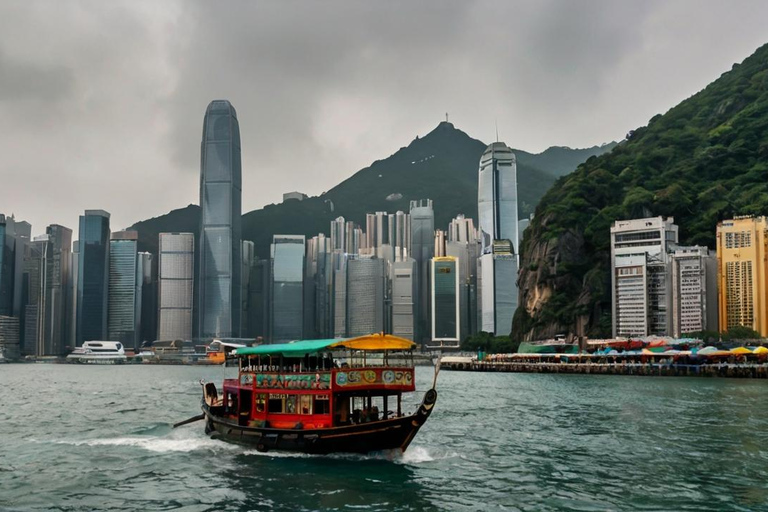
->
[716,216,768,336]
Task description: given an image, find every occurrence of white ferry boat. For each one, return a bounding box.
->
[66,341,127,364]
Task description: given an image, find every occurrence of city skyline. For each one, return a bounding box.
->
[2,2,768,235]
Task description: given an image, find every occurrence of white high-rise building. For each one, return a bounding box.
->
[611,217,679,338]
[671,246,717,337]
[158,233,194,341]
[478,142,518,257]
[477,142,519,335]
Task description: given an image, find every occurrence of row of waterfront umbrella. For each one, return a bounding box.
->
[592,345,768,357]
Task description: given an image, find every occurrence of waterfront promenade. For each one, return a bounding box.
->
[444,354,768,378]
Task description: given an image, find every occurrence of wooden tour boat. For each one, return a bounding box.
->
[175,334,439,455]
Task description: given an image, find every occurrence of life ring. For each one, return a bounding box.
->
[423,388,437,406]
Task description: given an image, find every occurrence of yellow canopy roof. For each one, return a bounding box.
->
[331,333,416,351]
[730,347,752,355]
[753,346,768,354]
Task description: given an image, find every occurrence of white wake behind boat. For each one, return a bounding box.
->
[67,341,127,364]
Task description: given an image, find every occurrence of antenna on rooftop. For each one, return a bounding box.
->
[445,112,449,123]
[495,119,499,142]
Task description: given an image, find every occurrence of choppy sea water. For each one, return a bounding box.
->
[1,364,767,511]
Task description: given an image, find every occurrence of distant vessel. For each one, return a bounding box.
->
[205,339,246,364]
[66,341,127,364]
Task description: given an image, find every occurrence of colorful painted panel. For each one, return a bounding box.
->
[254,372,331,390]
[334,368,414,389]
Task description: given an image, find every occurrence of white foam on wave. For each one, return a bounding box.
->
[53,433,239,454]
[399,445,459,465]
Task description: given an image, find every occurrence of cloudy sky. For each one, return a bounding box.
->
[1,1,767,236]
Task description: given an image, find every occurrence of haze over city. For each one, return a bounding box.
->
[1,1,767,234]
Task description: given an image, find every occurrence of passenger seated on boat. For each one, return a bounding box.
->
[366,406,379,422]
[352,409,361,424]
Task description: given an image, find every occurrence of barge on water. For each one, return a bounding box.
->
[180,334,438,455]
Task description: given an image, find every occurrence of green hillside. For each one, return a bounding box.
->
[130,122,614,258]
[513,42,768,341]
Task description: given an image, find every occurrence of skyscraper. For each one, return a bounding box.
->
[478,142,518,256]
[391,259,417,340]
[138,251,155,344]
[477,142,519,336]
[76,210,110,346]
[42,224,72,353]
[108,231,141,349]
[388,210,410,262]
[671,246,717,337]
[410,199,434,343]
[158,233,194,341]
[346,257,386,337]
[610,217,678,337]
[716,216,768,336]
[198,99,242,339]
[431,257,460,347]
[270,235,304,342]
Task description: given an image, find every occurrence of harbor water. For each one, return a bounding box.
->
[1,365,767,511]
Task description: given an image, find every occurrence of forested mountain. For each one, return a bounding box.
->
[513,42,768,341]
[130,122,613,258]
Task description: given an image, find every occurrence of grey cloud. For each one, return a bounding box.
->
[1,0,767,237]
[0,50,74,102]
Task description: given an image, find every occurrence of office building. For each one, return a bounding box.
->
[478,142,518,257]
[716,216,768,336]
[346,257,386,337]
[477,142,519,335]
[391,259,417,340]
[42,225,73,354]
[610,216,679,338]
[332,253,349,338]
[270,235,305,342]
[308,234,332,338]
[388,211,410,262]
[671,246,717,337]
[410,199,434,343]
[198,99,242,339]
[0,215,31,319]
[478,243,518,336]
[242,240,255,335]
[108,231,141,349]
[330,216,346,253]
[158,233,194,341]
[0,315,20,360]
[430,257,460,347]
[76,210,110,346]
[138,251,155,344]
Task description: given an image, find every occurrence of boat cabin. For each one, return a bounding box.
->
[215,335,416,430]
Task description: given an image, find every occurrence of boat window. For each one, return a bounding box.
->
[314,395,329,415]
[300,395,312,415]
[255,394,266,413]
[268,394,285,413]
[285,395,297,414]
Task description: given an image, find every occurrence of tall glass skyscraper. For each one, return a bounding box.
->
[478,142,518,256]
[431,256,460,346]
[108,231,140,349]
[198,100,242,339]
[410,199,434,343]
[477,142,519,335]
[77,210,110,346]
[270,235,304,343]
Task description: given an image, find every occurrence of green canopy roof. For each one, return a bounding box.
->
[233,334,417,357]
[234,339,341,358]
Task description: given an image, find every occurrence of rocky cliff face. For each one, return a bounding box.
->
[513,211,609,341]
